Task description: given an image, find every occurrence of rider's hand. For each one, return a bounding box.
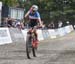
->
[24,6,33,19]
[29,7,33,12]
[40,23,44,28]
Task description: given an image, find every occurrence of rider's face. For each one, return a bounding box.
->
[32,10,35,12]
[32,10,35,13]
[31,8,35,13]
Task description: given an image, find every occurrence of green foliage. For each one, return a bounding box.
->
[0,0,18,7]
[0,0,75,23]
[24,0,75,22]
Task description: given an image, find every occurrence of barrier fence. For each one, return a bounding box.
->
[0,25,74,45]
[22,25,73,41]
[0,28,12,45]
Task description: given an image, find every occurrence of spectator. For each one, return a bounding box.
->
[7,18,13,27]
[66,21,70,25]
[48,22,54,29]
[58,21,63,28]
[15,20,25,30]
[20,21,25,29]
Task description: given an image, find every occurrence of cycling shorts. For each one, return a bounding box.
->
[29,19,38,28]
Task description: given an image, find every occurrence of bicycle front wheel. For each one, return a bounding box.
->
[26,41,32,59]
[26,34,32,59]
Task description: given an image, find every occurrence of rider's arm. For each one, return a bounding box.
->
[38,18,42,26]
[36,12,42,26]
[25,7,32,18]
[25,11,30,18]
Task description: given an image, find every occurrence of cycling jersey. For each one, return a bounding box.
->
[29,11,41,20]
[28,11,41,27]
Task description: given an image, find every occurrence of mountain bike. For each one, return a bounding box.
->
[26,28,38,59]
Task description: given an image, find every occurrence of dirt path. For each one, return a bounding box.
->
[0,31,75,64]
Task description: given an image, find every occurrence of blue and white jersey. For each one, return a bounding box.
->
[29,11,41,20]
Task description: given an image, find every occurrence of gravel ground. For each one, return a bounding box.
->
[0,31,75,64]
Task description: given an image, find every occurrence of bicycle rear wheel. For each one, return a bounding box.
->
[32,46,36,57]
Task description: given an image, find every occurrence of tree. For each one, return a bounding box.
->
[0,0,18,7]
[0,0,75,24]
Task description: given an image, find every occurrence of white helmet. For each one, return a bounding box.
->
[32,5,38,11]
